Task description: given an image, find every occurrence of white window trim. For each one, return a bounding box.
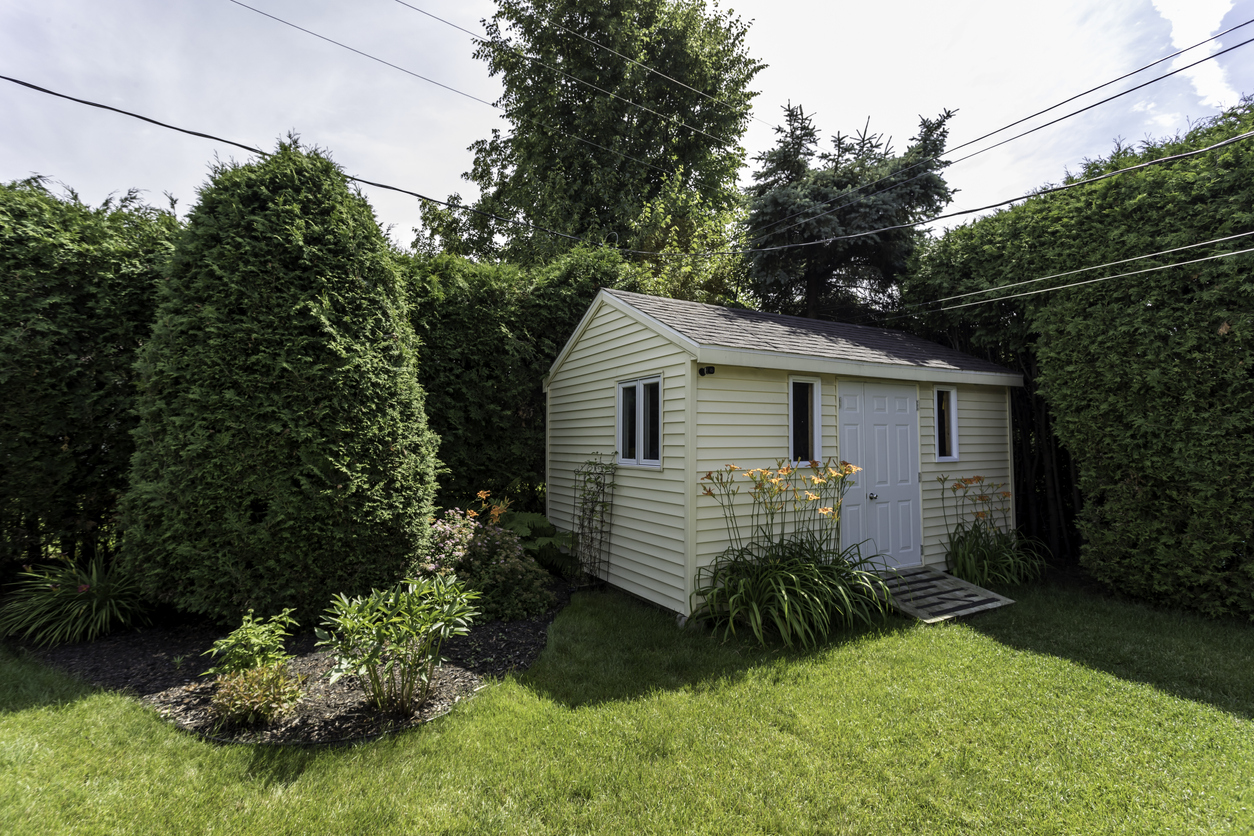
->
[617,375,662,468]
[935,385,959,462]
[788,375,823,464]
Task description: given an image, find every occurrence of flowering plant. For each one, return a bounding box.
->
[937,475,1044,586]
[693,459,892,649]
[701,459,862,555]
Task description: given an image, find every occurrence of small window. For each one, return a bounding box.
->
[936,386,958,461]
[789,377,821,463]
[618,377,661,467]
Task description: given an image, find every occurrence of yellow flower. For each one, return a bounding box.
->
[810,475,827,485]
[977,495,990,502]
[476,490,491,500]
[818,507,834,516]
[805,491,819,501]
[466,509,479,518]
[1000,491,1012,499]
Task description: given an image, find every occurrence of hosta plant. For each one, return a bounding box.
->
[315,576,477,715]
[0,554,149,647]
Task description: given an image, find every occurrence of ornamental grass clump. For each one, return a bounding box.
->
[0,554,149,647]
[315,576,477,715]
[692,460,893,649]
[939,475,1045,587]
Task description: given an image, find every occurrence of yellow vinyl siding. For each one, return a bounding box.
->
[919,383,1014,567]
[546,303,690,612]
[692,367,838,574]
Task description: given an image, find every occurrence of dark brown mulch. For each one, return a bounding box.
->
[26,580,576,746]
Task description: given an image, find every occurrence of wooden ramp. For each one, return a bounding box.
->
[878,566,1013,623]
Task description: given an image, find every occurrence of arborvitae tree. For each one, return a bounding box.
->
[0,179,178,571]
[121,142,439,623]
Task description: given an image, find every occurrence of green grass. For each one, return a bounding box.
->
[3,581,1253,835]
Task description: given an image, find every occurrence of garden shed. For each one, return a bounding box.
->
[543,289,1024,616]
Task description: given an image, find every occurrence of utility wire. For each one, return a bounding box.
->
[388,0,740,147]
[6,72,1250,261]
[746,20,1254,241]
[929,229,1254,305]
[726,128,1254,256]
[224,0,672,176]
[937,245,1254,311]
[0,73,596,246]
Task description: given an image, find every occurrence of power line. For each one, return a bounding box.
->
[729,127,1254,256]
[223,0,672,177]
[745,20,1254,242]
[6,71,1249,263]
[929,229,1254,306]
[388,0,740,147]
[938,245,1254,311]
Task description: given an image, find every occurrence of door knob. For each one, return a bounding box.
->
[869,493,879,500]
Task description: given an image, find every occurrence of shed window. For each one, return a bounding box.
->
[618,377,661,467]
[936,386,958,461]
[789,377,821,463]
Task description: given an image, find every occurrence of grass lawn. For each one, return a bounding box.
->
[2,579,1252,835]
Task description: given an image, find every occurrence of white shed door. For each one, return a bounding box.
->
[839,382,922,568]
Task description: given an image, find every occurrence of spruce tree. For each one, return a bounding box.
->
[121,142,438,622]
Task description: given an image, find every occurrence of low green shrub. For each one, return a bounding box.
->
[939,476,1044,587]
[0,555,149,647]
[419,506,556,621]
[209,661,302,727]
[201,609,298,676]
[692,461,894,649]
[315,576,477,715]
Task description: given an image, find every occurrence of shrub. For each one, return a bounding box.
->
[692,461,894,649]
[315,576,477,715]
[0,554,149,647]
[418,507,555,622]
[0,179,178,571]
[201,608,298,677]
[119,141,439,624]
[210,662,302,727]
[939,476,1044,587]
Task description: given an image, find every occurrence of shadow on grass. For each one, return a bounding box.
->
[518,588,914,708]
[962,576,1254,720]
[0,643,99,714]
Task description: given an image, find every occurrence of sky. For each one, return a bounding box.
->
[2,0,1251,250]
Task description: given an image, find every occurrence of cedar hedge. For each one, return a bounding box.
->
[120,142,439,623]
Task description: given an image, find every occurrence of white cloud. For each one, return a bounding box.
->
[1151,0,1240,108]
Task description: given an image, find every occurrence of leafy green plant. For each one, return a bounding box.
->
[315,576,477,715]
[419,504,556,621]
[0,554,150,647]
[692,460,893,648]
[939,475,1044,587]
[201,609,298,677]
[209,661,302,727]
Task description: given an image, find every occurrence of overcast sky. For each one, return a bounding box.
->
[2,0,1251,250]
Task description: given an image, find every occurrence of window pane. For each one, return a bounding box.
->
[792,381,813,462]
[937,389,952,458]
[643,381,660,462]
[622,385,637,460]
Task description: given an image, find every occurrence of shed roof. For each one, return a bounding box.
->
[547,290,1023,387]
[604,289,1018,379]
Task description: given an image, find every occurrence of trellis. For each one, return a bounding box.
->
[574,455,616,584]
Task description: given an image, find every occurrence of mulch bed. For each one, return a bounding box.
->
[25,580,577,747]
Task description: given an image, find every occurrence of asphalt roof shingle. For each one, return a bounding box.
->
[605,289,1015,377]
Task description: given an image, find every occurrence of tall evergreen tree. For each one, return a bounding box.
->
[121,142,439,623]
[419,0,763,264]
[745,103,954,320]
